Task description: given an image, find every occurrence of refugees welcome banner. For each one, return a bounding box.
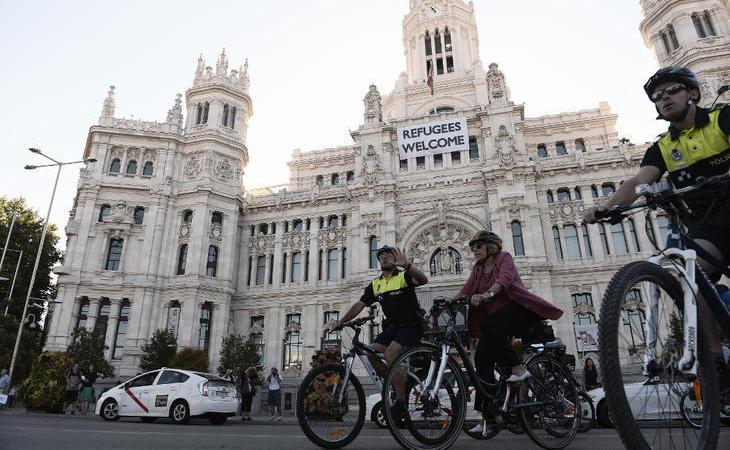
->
[397,117,469,159]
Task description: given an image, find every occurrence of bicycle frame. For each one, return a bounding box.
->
[335,320,385,404]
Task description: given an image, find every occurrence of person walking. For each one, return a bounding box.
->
[240,367,256,421]
[64,364,82,415]
[0,369,9,411]
[266,367,282,421]
[78,364,98,415]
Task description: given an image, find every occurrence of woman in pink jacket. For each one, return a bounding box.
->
[460,230,563,428]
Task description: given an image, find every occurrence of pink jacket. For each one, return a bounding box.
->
[459,251,563,339]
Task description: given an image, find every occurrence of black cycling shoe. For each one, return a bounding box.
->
[389,399,408,424]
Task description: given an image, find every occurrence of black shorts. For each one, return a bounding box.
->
[688,208,730,270]
[373,326,421,348]
[65,390,78,402]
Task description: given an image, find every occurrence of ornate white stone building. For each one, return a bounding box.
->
[46,0,730,400]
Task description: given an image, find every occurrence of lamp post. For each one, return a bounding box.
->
[0,212,18,274]
[2,248,23,316]
[8,148,96,385]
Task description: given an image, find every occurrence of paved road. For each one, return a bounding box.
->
[1,412,728,449]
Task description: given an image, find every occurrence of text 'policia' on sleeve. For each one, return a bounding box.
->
[397,117,469,159]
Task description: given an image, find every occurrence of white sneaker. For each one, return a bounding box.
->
[506,370,531,383]
[468,420,484,434]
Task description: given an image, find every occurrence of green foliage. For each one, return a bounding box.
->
[170,347,209,372]
[0,197,62,321]
[0,314,43,384]
[19,351,74,412]
[66,328,114,377]
[139,329,177,371]
[217,334,264,390]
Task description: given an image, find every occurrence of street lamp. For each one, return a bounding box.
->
[8,148,96,385]
[2,248,23,316]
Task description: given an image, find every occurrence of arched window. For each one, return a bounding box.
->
[328,215,339,228]
[468,136,479,161]
[202,102,209,124]
[206,245,218,277]
[183,210,193,225]
[76,298,89,330]
[98,204,111,222]
[537,144,548,157]
[105,239,124,271]
[553,227,563,259]
[601,182,616,197]
[211,212,223,226]
[555,141,567,155]
[259,223,269,235]
[177,244,188,275]
[546,190,554,203]
[109,158,121,173]
[112,300,131,359]
[564,225,581,258]
[369,236,378,269]
[142,161,154,176]
[424,30,432,57]
[133,206,145,225]
[574,187,582,200]
[444,27,454,73]
[434,28,442,55]
[511,221,525,256]
[346,171,354,183]
[331,173,340,186]
[315,175,324,187]
[126,160,137,175]
[575,139,586,153]
[222,104,229,126]
[557,188,571,202]
[429,247,464,276]
[198,302,212,352]
[591,185,599,198]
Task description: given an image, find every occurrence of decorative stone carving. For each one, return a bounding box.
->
[547,200,586,224]
[179,224,191,241]
[282,231,310,252]
[407,221,472,269]
[249,235,275,255]
[284,320,302,333]
[213,157,235,182]
[184,156,203,179]
[574,303,596,316]
[360,145,382,185]
[105,202,133,223]
[494,125,520,167]
[318,227,347,250]
[101,86,115,118]
[362,213,382,236]
[486,62,510,105]
[166,93,183,127]
[209,224,223,241]
[363,84,383,126]
[499,198,524,220]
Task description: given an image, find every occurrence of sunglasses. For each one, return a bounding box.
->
[650,83,686,102]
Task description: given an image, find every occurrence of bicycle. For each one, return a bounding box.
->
[679,377,730,429]
[296,308,384,449]
[381,296,580,450]
[596,174,730,449]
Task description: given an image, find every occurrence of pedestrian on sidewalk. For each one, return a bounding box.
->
[78,364,98,415]
[0,369,9,411]
[64,364,82,415]
[266,367,282,421]
[239,367,256,421]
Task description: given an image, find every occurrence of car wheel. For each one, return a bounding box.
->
[140,417,157,423]
[100,399,121,422]
[370,402,387,429]
[170,400,190,425]
[209,414,227,425]
[596,400,614,428]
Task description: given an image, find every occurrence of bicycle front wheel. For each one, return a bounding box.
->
[296,363,366,449]
[599,261,720,450]
[383,345,467,450]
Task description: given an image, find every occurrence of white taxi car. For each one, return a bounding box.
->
[95,368,238,425]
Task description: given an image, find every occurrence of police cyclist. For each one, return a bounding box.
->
[328,245,428,418]
[584,65,730,393]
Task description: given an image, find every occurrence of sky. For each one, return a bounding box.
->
[0,0,662,250]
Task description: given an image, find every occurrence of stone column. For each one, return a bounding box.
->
[86,298,101,331]
[104,299,122,359]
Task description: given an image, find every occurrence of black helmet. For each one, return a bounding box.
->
[376,245,396,257]
[468,230,502,247]
[644,66,701,102]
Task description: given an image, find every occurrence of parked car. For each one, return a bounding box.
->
[589,379,690,427]
[95,368,238,425]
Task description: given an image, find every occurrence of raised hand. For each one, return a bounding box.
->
[391,247,409,267]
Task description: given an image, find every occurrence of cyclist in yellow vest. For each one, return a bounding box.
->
[329,245,428,419]
[584,66,730,393]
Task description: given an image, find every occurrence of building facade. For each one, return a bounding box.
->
[46,0,730,397]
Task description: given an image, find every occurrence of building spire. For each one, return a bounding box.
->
[166,93,183,126]
[238,59,250,91]
[101,85,116,118]
[194,53,205,81]
[216,49,228,75]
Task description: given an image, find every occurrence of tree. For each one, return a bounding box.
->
[218,334,264,390]
[0,197,62,322]
[66,328,114,377]
[139,329,177,371]
[170,347,209,372]
[20,351,74,412]
[0,314,43,383]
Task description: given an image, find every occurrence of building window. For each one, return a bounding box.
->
[433,153,443,167]
[416,156,426,169]
[255,255,266,285]
[327,249,338,280]
[692,12,715,38]
[94,299,111,338]
[133,207,145,225]
[546,190,554,203]
[537,144,547,157]
[222,104,229,126]
[211,212,223,226]
[601,182,616,197]
[315,175,324,187]
[553,227,563,260]
[572,292,593,308]
[627,218,640,252]
[591,185,599,198]
[112,300,131,359]
[105,239,124,271]
[511,221,525,256]
[424,30,432,56]
[247,256,253,286]
[284,313,302,369]
[198,303,212,352]
[346,171,354,183]
[202,102,209,124]
[341,247,347,279]
[557,188,571,202]
[555,141,567,155]
[564,224,582,258]
[292,219,303,232]
[667,24,680,50]
[581,224,593,257]
[126,160,137,175]
[76,299,89,330]
[291,252,302,282]
[575,139,586,152]
[400,159,408,171]
[250,315,264,365]
[268,255,274,284]
[183,210,193,225]
[622,290,645,350]
[324,311,340,341]
[429,247,464,276]
[702,11,716,36]
[281,253,287,283]
[611,223,629,255]
[331,173,340,186]
[468,136,479,161]
[258,223,268,235]
[574,187,582,200]
[98,204,111,222]
[599,224,611,255]
[142,161,154,176]
[318,249,323,281]
[328,215,338,228]
[109,158,121,173]
[206,246,218,277]
[368,236,378,269]
[451,151,461,164]
[575,313,595,325]
[176,244,188,275]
